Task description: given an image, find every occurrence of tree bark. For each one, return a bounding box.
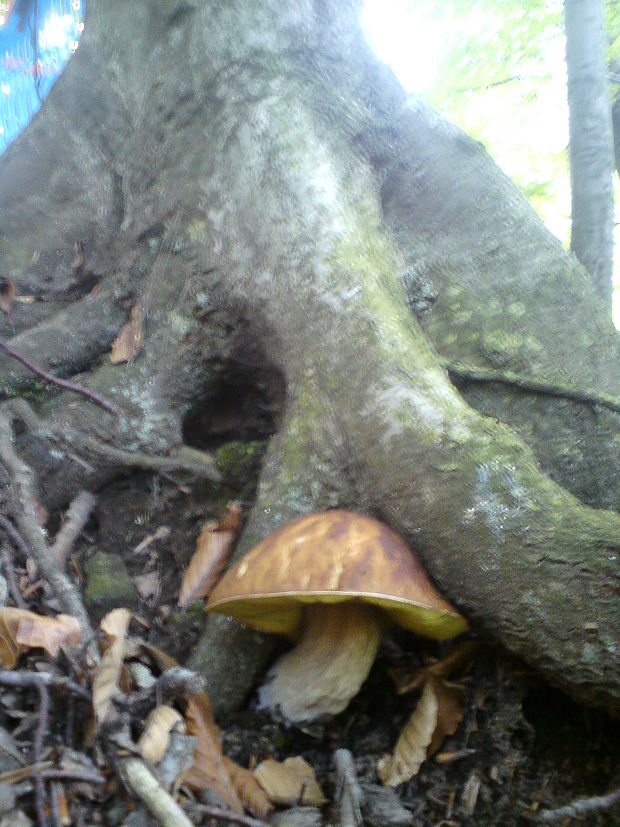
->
[565,0,615,309]
[0,0,618,714]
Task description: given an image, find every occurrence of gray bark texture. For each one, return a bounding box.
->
[0,0,619,714]
[565,0,615,309]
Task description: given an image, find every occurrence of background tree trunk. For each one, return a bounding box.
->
[565,0,615,309]
[0,0,619,714]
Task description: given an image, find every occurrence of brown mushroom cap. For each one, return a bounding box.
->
[207,510,468,641]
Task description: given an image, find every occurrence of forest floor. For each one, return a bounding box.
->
[1,445,618,827]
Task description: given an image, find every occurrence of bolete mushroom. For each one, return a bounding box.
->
[206,510,468,722]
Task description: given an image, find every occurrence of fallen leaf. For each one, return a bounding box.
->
[377,679,438,786]
[427,678,464,757]
[224,757,273,818]
[178,502,242,608]
[253,756,328,807]
[435,748,476,764]
[390,640,480,694]
[135,640,261,813]
[52,784,71,826]
[92,608,132,726]
[0,607,82,668]
[110,306,145,364]
[138,705,184,765]
[0,277,16,321]
[182,695,243,812]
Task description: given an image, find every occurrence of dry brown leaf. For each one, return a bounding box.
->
[377,679,438,786]
[138,705,184,765]
[182,695,243,812]
[253,756,328,807]
[390,640,481,695]
[223,757,273,818]
[427,678,464,757]
[92,608,132,726]
[0,277,16,321]
[0,607,82,668]
[110,306,145,364]
[53,784,71,826]
[135,640,255,813]
[137,640,180,672]
[178,502,242,608]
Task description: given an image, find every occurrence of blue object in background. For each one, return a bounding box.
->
[0,0,85,153]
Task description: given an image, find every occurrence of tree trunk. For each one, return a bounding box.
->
[565,0,615,309]
[0,0,619,715]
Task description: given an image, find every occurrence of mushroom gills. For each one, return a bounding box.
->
[257,602,382,722]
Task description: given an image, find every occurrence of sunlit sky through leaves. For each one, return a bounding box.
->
[361,0,620,326]
[361,0,570,237]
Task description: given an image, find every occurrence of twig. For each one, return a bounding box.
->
[0,512,32,560]
[0,336,120,415]
[0,409,97,659]
[50,782,63,827]
[120,667,206,717]
[119,757,196,827]
[40,768,105,785]
[0,670,91,702]
[33,679,51,827]
[185,801,271,827]
[50,491,96,569]
[444,360,620,414]
[537,788,620,823]
[334,749,364,827]
[1,544,29,609]
[0,762,54,785]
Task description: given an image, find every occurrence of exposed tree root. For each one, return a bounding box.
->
[444,360,620,414]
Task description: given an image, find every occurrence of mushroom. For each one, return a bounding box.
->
[206,510,468,722]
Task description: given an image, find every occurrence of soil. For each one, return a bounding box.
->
[1,440,618,827]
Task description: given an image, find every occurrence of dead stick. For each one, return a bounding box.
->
[0,337,120,416]
[538,788,620,823]
[33,680,51,827]
[185,802,271,827]
[40,769,105,785]
[0,544,29,609]
[51,491,96,569]
[0,670,91,701]
[120,757,196,827]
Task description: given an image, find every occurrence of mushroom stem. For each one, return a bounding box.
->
[257,602,382,722]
